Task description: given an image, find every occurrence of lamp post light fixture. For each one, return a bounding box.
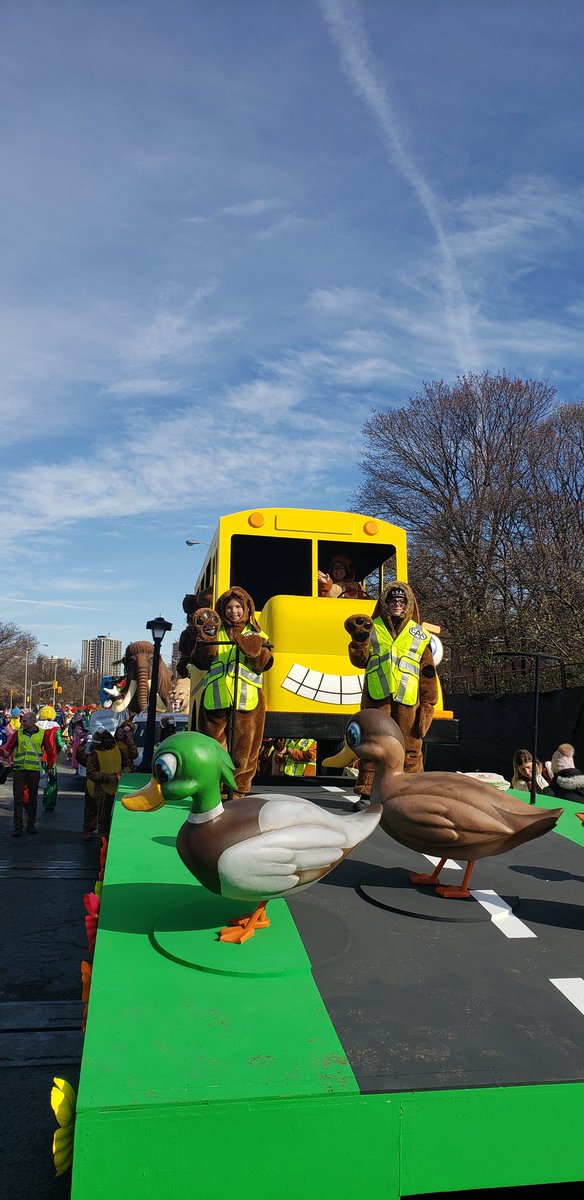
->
[185,539,210,547]
[142,617,173,773]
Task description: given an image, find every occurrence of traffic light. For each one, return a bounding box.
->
[57,686,63,694]
[52,680,58,688]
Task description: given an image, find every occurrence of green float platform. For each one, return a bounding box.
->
[71,780,584,1199]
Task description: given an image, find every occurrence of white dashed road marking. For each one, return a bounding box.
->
[550,978,584,1016]
[470,888,536,938]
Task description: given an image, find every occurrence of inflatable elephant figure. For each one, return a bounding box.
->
[111,640,173,715]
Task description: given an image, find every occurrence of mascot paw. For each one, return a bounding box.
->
[193,608,221,641]
[344,614,373,642]
[235,631,263,658]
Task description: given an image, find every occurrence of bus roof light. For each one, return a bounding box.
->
[248,511,265,528]
[363,520,379,535]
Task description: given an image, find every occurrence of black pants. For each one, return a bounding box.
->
[13,769,40,833]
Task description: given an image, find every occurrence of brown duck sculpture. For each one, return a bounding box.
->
[122,731,382,942]
[345,710,563,898]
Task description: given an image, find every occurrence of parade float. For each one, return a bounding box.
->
[58,510,584,1199]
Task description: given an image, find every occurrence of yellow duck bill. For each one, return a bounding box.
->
[122,777,166,812]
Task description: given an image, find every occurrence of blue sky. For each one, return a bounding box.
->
[1,0,583,665]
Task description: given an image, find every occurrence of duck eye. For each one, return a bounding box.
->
[346,721,361,748]
[153,753,177,783]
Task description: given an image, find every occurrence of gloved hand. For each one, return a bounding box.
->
[416,703,435,738]
[344,614,373,644]
[193,609,221,643]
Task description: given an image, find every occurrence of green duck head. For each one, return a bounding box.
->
[122,731,237,816]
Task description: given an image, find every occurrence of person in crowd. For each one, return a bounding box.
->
[268,737,287,776]
[8,707,22,733]
[36,705,66,811]
[70,711,89,771]
[256,738,276,777]
[346,581,438,797]
[272,737,317,778]
[85,728,133,840]
[114,719,139,766]
[158,715,177,743]
[74,733,94,840]
[318,555,368,599]
[0,709,57,836]
[511,750,551,793]
[549,744,584,803]
[192,586,273,799]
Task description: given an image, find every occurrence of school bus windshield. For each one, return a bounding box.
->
[230,533,397,609]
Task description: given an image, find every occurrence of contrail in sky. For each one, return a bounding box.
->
[318,0,477,367]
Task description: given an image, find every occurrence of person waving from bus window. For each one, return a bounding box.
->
[192,586,273,799]
[345,581,438,796]
[318,554,368,599]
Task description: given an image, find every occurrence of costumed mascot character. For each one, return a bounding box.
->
[175,589,214,721]
[346,580,438,796]
[111,641,173,716]
[36,705,66,810]
[192,586,273,799]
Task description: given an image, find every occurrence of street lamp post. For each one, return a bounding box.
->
[51,658,60,708]
[142,617,173,773]
[23,642,48,708]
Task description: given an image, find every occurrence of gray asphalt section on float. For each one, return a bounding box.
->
[0,762,97,1200]
[286,788,584,1096]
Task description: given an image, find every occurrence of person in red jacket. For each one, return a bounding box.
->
[0,710,57,836]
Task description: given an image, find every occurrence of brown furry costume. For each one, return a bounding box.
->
[176,589,214,678]
[346,580,437,793]
[192,586,273,799]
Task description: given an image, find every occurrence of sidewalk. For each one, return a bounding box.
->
[0,762,98,1199]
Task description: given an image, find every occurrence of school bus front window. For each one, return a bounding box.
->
[230,534,312,609]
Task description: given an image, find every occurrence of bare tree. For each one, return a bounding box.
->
[353,372,583,691]
[0,622,38,703]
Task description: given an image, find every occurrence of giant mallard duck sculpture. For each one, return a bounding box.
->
[122,732,381,942]
[345,710,563,898]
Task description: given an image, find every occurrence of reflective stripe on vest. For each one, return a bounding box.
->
[14,729,45,771]
[282,739,316,776]
[366,617,430,705]
[202,626,265,713]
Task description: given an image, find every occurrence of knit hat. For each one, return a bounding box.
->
[551,743,575,774]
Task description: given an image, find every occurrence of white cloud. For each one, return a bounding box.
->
[318,0,478,368]
[106,378,185,398]
[220,198,281,218]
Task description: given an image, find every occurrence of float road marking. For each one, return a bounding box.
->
[470,888,536,939]
[550,978,584,1017]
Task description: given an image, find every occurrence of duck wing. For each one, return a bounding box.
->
[218,797,381,901]
[382,788,520,853]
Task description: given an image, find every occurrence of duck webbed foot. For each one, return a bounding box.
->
[409,858,447,887]
[435,861,475,900]
[219,902,270,944]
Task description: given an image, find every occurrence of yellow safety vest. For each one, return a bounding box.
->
[282,739,316,777]
[202,626,267,713]
[14,729,45,771]
[87,746,123,797]
[365,617,431,706]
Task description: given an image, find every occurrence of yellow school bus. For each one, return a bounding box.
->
[187,507,455,751]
